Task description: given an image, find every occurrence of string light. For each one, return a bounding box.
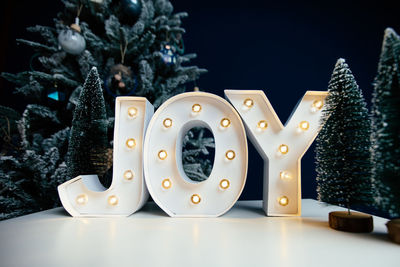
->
[220,118,231,128]
[127,107,138,118]
[278,144,289,155]
[108,195,119,206]
[225,150,236,160]
[162,178,172,189]
[243,98,254,108]
[312,100,324,110]
[126,138,136,149]
[257,120,268,130]
[219,179,230,190]
[158,150,168,160]
[280,171,292,180]
[163,118,173,128]
[298,121,310,131]
[123,170,134,180]
[192,104,202,113]
[76,194,88,205]
[278,196,289,206]
[191,194,201,204]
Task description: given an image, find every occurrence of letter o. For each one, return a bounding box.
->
[144,92,248,217]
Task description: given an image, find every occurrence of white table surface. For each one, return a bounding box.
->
[0,199,398,267]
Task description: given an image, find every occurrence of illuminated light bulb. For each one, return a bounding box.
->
[219,179,230,190]
[123,170,134,180]
[280,171,292,180]
[76,194,88,205]
[298,121,310,131]
[220,118,231,128]
[108,195,119,206]
[162,178,172,189]
[312,100,324,110]
[191,194,201,204]
[225,150,236,160]
[257,120,268,130]
[126,138,136,149]
[278,144,289,155]
[192,104,202,113]
[158,150,168,160]
[163,118,173,128]
[278,196,289,206]
[243,98,254,108]
[127,107,138,118]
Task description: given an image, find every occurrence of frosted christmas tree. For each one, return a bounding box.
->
[371,28,400,218]
[0,0,207,219]
[67,67,110,179]
[315,58,373,212]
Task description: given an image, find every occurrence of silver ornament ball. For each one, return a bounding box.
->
[58,28,86,55]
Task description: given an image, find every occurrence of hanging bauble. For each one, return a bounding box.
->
[58,18,86,55]
[160,44,177,65]
[121,0,142,19]
[172,32,185,55]
[90,0,105,12]
[47,82,66,104]
[104,64,138,97]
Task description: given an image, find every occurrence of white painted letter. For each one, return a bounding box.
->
[58,97,153,217]
[225,90,327,216]
[144,92,248,217]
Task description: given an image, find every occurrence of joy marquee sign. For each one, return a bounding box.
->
[58,90,328,217]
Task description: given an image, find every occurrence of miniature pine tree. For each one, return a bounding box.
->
[371,28,400,218]
[67,67,109,178]
[315,58,373,212]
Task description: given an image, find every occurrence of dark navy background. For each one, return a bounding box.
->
[1,0,399,200]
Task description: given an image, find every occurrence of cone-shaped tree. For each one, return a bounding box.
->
[371,28,400,218]
[67,67,108,178]
[315,58,372,211]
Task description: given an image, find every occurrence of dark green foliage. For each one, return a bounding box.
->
[0,106,21,154]
[0,127,70,220]
[2,0,206,113]
[0,0,207,219]
[371,28,400,218]
[67,67,108,178]
[182,127,215,182]
[18,104,62,149]
[315,58,373,209]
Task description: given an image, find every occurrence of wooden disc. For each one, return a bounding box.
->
[329,211,373,233]
[386,219,400,244]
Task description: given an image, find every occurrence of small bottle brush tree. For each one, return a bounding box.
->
[370,28,400,220]
[315,58,373,232]
[67,67,110,179]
